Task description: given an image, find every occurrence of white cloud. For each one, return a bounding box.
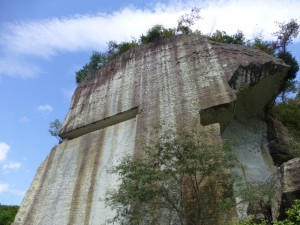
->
[0,7,181,58]
[0,142,10,161]
[19,116,30,123]
[3,162,22,170]
[0,57,40,79]
[0,183,9,193]
[198,0,300,40]
[0,0,299,78]
[37,104,53,113]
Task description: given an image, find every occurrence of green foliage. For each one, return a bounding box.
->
[106,40,138,59]
[0,205,19,225]
[270,84,300,165]
[75,40,139,84]
[277,51,299,95]
[177,7,201,35]
[105,128,236,225]
[273,19,299,53]
[76,8,202,83]
[75,51,107,83]
[251,37,276,55]
[75,13,299,112]
[116,41,139,55]
[272,19,300,96]
[275,199,300,225]
[140,25,176,44]
[235,181,274,223]
[210,30,245,45]
[139,7,201,44]
[271,83,300,140]
[237,182,274,205]
[76,40,139,84]
[48,119,62,141]
[237,199,300,225]
[209,19,299,96]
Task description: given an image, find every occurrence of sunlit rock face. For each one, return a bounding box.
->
[13,35,288,225]
[272,158,300,221]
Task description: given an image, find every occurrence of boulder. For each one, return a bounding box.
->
[14,34,289,225]
[272,158,300,220]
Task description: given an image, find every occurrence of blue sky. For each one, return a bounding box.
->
[0,0,299,205]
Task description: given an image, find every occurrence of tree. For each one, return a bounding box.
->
[210,30,245,45]
[250,35,276,55]
[272,19,300,98]
[273,19,299,54]
[48,119,62,142]
[177,7,201,35]
[75,51,107,83]
[0,204,19,225]
[276,51,299,99]
[139,7,202,44]
[107,40,138,57]
[105,128,236,225]
[76,41,139,84]
[271,84,300,139]
[140,25,176,44]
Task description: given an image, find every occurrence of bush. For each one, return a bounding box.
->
[48,119,62,142]
[140,25,176,44]
[275,199,300,225]
[271,91,300,140]
[237,199,300,225]
[0,205,19,225]
[210,30,245,45]
[75,51,107,83]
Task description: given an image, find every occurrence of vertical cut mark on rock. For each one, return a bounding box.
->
[67,134,94,225]
[24,147,56,225]
[84,132,105,225]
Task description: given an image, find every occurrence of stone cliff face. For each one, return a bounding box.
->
[13,35,288,225]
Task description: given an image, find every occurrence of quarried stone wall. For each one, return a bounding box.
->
[14,35,288,225]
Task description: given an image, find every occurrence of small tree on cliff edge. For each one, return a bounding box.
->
[48,119,62,142]
[105,127,236,225]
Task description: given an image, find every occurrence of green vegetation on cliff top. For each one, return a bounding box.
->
[75,8,299,100]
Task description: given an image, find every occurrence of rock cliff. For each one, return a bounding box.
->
[13,35,288,225]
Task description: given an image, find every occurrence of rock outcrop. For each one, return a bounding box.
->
[13,35,288,225]
[268,118,292,160]
[272,158,300,220]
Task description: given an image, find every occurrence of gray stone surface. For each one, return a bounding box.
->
[14,34,288,225]
[272,158,300,220]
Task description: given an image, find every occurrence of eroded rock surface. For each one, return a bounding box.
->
[272,158,300,220]
[13,35,288,225]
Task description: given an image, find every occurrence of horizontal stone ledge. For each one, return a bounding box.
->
[60,107,139,140]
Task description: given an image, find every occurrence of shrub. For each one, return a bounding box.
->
[237,199,300,225]
[140,25,176,44]
[0,205,19,225]
[105,128,236,225]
